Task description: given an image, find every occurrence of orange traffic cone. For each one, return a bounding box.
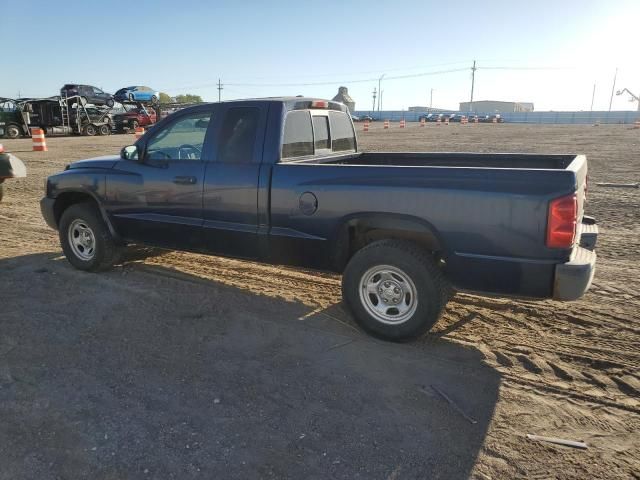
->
[31,128,47,152]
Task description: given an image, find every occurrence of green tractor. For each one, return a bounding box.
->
[0,98,29,139]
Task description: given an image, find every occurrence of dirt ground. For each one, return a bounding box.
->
[0,123,639,479]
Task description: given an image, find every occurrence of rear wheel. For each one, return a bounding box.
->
[106,98,115,108]
[97,124,110,136]
[342,239,450,341]
[151,95,158,104]
[59,202,122,272]
[83,124,97,136]
[130,120,139,130]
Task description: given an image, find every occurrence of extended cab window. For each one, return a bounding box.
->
[329,111,356,152]
[282,111,313,159]
[218,107,259,163]
[145,111,212,161]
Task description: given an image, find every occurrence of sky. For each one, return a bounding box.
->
[2,0,639,112]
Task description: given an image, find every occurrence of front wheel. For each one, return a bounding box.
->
[59,203,122,272]
[5,124,21,139]
[342,239,450,341]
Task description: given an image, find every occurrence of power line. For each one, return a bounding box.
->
[225,67,470,88]
[478,66,572,71]
[223,60,475,82]
[160,64,571,93]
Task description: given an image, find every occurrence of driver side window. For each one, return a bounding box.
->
[145,111,212,161]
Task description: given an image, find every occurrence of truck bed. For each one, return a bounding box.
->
[270,150,588,298]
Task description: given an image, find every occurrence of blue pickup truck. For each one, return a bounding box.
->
[40,98,597,341]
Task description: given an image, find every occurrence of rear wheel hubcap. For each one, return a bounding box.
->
[359,265,418,324]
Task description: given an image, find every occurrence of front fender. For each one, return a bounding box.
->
[47,170,120,240]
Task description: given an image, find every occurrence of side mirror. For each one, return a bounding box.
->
[120,145,139,161]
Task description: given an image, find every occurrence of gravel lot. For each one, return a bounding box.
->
[1,123,639,479]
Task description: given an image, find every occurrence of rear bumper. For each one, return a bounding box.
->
[553,246,596,300]
[40,197,57,230]
[553,218,598,300]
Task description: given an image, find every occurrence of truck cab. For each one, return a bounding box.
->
[0,98,29,139]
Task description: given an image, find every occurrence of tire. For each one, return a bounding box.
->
[128,93,135,102]
[83,124,97,136]
[97,124,110,136]
[130,120,139,130]
[342,239,450,341]
[5,124,21,139]
[151,95,158,104]
[59,202,122,272]
[106,98,115,108]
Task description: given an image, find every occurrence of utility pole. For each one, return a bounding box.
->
[217,78,223,102]
[372,87,377,115]
[608,68,617,112]
[470,60,477,111]
[430,88,433,111]
[590,83,596,111]
[377,74,385,112]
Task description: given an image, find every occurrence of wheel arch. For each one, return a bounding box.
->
[52,190,120,241]
[332,213,446,272]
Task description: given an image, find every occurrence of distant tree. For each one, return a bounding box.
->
[159,92,172,103]
[174,94,204,104]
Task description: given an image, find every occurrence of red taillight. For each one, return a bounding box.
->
[546,193,577,248]
[310,100,328,108]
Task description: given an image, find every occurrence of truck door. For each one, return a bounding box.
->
[201,104,267,259]
[108,106,215,250]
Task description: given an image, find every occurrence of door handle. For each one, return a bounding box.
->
[173,176,197,185]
